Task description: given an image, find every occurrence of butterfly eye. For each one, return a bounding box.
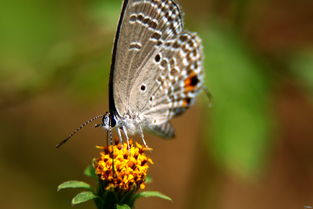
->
[110,115,116,127]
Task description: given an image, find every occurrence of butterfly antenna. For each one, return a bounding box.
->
[56,114,104,148]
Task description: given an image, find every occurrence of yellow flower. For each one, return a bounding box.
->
[94,140,153,191]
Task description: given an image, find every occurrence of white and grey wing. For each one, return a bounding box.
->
[112,0,184,116]
[148,122,175,138]
[131,32,204,126]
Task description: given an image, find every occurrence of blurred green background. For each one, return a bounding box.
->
[1,0,313,208]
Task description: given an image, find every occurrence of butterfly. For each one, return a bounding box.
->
[57,0,205,148]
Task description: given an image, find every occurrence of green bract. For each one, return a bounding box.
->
[57,162,171,208]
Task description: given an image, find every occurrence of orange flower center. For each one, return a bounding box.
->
[94,140,153,191]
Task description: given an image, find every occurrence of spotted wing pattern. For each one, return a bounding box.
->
[111,0,204,138]
[139,32,204,127]
[112,0,184,116]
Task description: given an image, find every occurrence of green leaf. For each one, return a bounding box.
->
[134,191,172,201]
[84,164,97,178]
[57,181,91,191]
[201,26,271,176]
[144,176,152,184]
[71,191,97,205]
[116,204,131,209]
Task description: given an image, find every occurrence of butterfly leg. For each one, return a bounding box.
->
[139,125,148,148]
[122,126,130,149]
[117,127,123,144]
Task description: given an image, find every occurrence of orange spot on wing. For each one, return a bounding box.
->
[182,98,191,107]
[184,85,195,92]
[184,71,199,92]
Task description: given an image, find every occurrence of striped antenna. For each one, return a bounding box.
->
[56,114,104,148]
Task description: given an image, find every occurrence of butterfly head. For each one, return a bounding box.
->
[101,112,117,130]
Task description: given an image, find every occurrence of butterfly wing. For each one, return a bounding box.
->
[136,32,204,126]
[110,0,184,116]
[148,122,175,138]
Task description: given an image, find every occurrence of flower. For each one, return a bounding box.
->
[94,140,153,191]
[58,139,171,209]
